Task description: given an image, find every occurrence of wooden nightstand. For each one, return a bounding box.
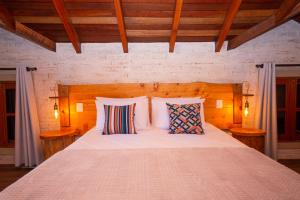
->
[40,128,79,160]
[230,128,266,153]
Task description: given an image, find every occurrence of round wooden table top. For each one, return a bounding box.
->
[40,129,79,139]
[230,127,266,137]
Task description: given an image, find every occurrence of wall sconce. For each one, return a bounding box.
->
[244,99,249,117]
[242,82,254,117]
[54,102,59,119]
[49,87,59,120]
[76,103,83,112]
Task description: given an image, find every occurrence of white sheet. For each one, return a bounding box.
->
[67,123,246,150]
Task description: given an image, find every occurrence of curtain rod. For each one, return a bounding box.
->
[0,67,37,71]
[256,64,300,68]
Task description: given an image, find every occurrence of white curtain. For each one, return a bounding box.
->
[15,67,43,167]
[255,63,277,159]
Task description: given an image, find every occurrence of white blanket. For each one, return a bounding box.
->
[1,148,300,200]
[1,124,300,200]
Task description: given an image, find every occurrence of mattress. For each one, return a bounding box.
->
[67,123,246,150]
[1,124,300,200]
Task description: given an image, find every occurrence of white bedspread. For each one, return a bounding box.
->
[67,123,246,150]
[1,124,300,200]
[1,148,300,200]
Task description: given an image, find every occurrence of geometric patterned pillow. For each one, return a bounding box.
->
[166,103,204,134]
[103,104,136,135]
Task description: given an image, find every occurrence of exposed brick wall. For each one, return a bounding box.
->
[0,21,300,131]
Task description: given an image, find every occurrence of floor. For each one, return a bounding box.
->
[0,165,32,192]
[0,160,300,192]
[278,159,300,174]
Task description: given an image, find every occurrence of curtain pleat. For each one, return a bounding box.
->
[255,63,277,159]
[15,67,43,167]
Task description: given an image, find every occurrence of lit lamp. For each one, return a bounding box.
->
[244,98,249,117]
[49,88,59,120]
[54,102,59,119]
[242,82,253,117]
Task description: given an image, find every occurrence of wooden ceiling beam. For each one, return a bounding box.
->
[285,2,300,19]
[228,0,299,50]
[15,22,56,51]
[0,21,56,52]
[52,0,81,53]
[169,0,183,53]
[215,0,241,52]
[0,1,15,30]
[0,1,55,51]
[114,0,128,53]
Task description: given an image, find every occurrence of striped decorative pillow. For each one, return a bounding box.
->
[103,104,136,135]
[167,103,204,134]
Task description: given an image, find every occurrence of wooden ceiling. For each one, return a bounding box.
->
[0,0,299,53]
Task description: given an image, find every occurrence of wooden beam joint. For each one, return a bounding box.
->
[0,1,15,30]
[228,0,299,50]
[285,2,300,19]
[0,1,56,52]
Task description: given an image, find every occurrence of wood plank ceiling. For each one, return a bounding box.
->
[0,0,299,53]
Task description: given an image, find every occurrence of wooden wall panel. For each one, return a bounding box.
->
[58,85,70,127]
[233,84,243,125]
[61,82,242,133]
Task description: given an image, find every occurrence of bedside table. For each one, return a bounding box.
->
[230,128,266,153]
[40,128,79,159]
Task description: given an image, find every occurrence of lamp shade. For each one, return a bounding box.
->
[76,103,83,112]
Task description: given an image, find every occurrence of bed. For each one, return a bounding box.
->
[1,124,300,199]
[1,82,300,199]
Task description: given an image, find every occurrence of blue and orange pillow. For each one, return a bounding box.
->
[166,103,204,134]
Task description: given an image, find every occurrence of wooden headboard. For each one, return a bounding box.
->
[58,82,242,133]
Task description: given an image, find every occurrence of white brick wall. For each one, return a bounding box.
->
[0,21,300,131]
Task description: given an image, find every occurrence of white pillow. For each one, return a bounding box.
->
[95,96,150,131]
[151,97,206,129]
